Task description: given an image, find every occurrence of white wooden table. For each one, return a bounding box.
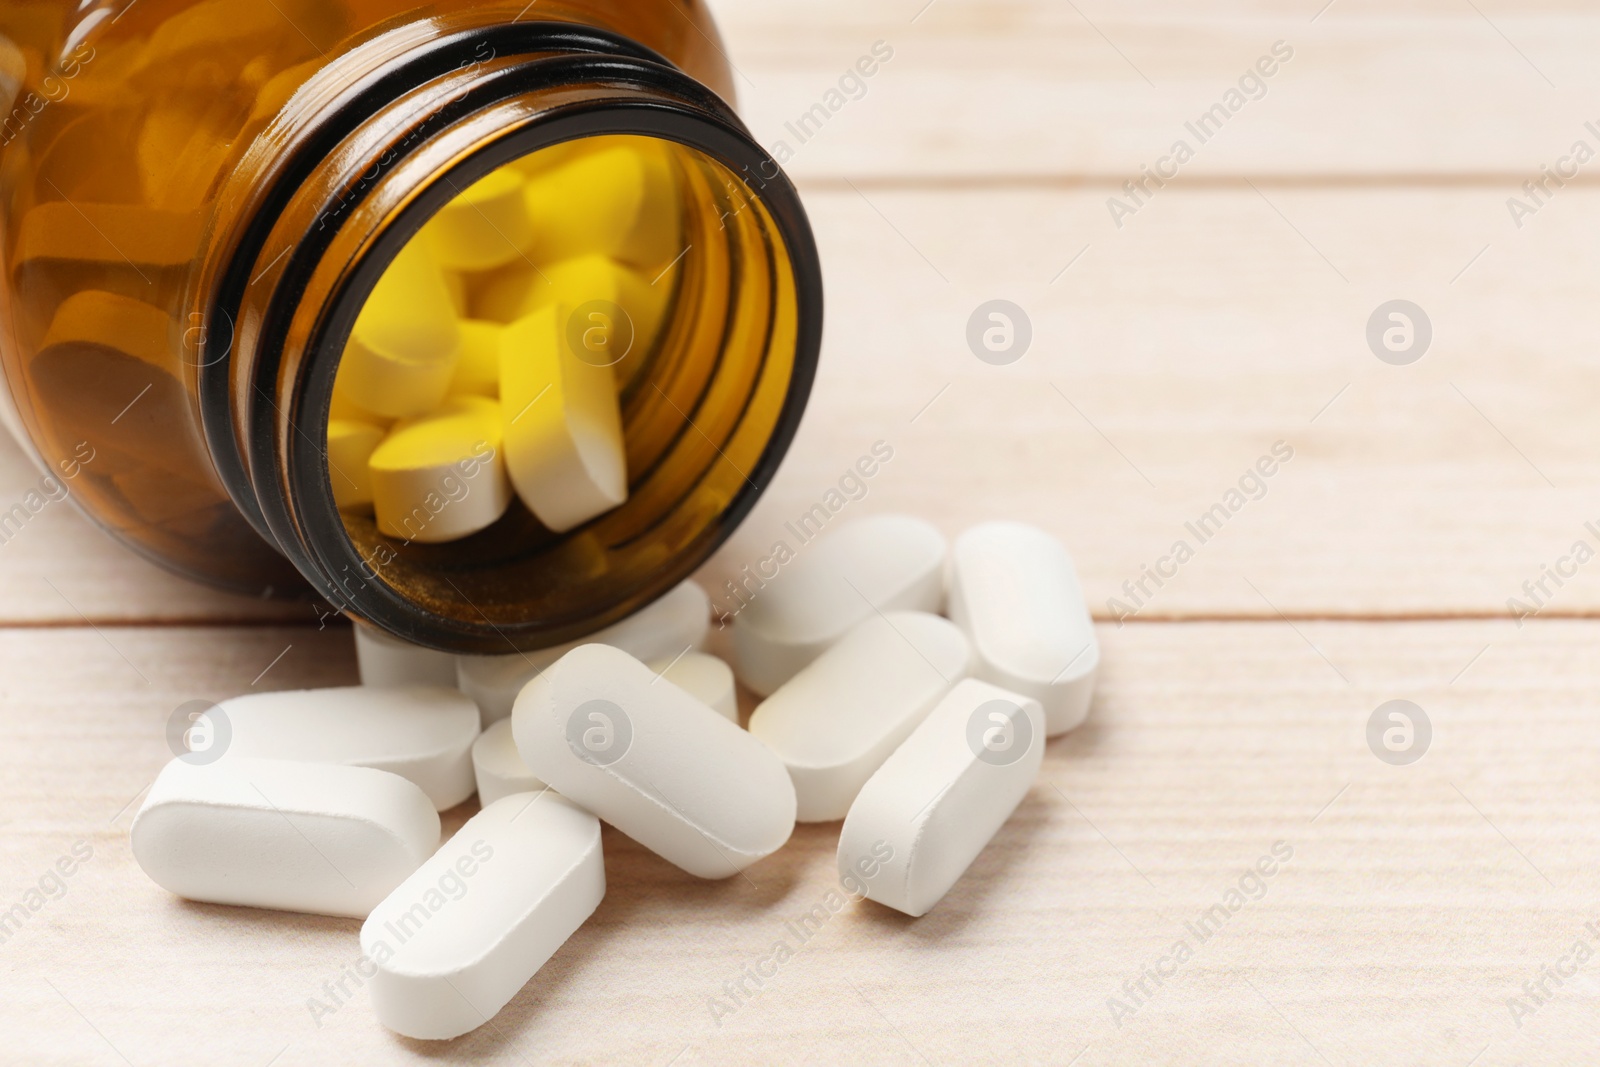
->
[4,2,1599,1064]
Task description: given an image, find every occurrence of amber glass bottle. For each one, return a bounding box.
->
[0,0,821,652]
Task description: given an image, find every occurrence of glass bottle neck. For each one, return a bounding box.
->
[202,23,821,652]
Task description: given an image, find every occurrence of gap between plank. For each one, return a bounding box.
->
[0,610,1589,631]
[798,172,1600,193]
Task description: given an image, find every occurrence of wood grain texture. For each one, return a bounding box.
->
[713,0,1600,180]
[6,183,1600,623]
[700,184,1600,621]
[0,622,1594,1066]
[0,435,307,625]
[2,6,1597,1065]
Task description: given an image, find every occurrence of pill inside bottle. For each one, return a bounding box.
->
[0,4,822,658]
[299,132,818,652]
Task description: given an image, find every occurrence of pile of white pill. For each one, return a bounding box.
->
[131,514,1097,1040]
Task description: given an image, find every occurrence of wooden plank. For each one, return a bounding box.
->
[708,0,1600,180]
[698,183,1600,621]
[0,433,312,626]
[1,184,1597,623]
[1,620,1594,1065]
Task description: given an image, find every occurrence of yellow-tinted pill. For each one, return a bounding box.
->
[500,305,627,533]
[449,320,503,399]
[18,201,204,267]
[326,418,385,512]
[42,291,173,367]
[508,140,584,181]
[524,144,673,266]
[138,94,239,209]
[329,383,393,429]
[442,269,469,317]
[337,241,462,419]
[479,254,668,360]
[369,395,512,543]
[614,141,683,270]
[423,170,535,272]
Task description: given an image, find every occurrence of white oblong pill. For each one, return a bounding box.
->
[745,614,960,825]
[456,580,709,725]
[647,651,737,722]
[362,792,604,1040]
[748,612,971,823]
[472,719,546,807]
[500,303,628,533]
[213,686,480,810]
[354,623,458,689]
[131,757,439,918]
[732,515,947,696]
[948,521,1099,735]
[838,679,1044,917]
[513,645,795,878]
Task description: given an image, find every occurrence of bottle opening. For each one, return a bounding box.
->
[318,133,803,643]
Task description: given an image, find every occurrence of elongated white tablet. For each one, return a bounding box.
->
[513,645,795,878]
[947,521,1099,735]
[473,655,728,803]
[472,719,546,807]
[456,580,709,725]
[362,793,603,1040]
[354,623,458,689]
[748,612,971,822]
[500,303,627,533]
[732,515,947,696]
[131,758,439,918]
[213,686,479,810]
[647,651,737,722]
[838,679,1044,917]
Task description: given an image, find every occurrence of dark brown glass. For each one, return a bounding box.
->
[0,0,821,651]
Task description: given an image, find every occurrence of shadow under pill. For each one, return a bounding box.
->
[847,790,1057,943]
[171,896,360,938]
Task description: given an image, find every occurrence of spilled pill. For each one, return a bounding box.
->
[456,579,709,725]
[733,515,947,696]
[647,651,737,722]
[472,719,546,807]
[212,685,480,809]
[479,653,732,797]
[838,679,1044,917]
[353,623,459,689]
[132,757,439,918]
[362,792,604,1040]
[514,644,795,878]
[748,612,971,822]
[947,521,1098,735]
